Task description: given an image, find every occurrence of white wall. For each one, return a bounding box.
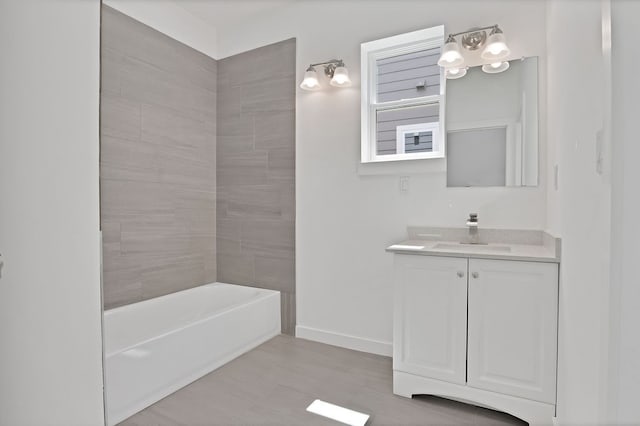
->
[546,0,612,424]
[0,0,104,425]
[104,0,218,59]
[607,0,640,423]
[217,0,548,354]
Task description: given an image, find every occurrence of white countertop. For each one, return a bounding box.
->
[386,239,560,263]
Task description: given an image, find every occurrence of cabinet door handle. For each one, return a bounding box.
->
[457,271,465,278]
[472,272,479,279]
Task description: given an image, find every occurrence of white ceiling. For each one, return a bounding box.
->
[177,0,296,29]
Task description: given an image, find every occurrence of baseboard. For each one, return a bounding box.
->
[295,325,392,357]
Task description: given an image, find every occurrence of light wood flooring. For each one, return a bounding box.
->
[121,335,526,425]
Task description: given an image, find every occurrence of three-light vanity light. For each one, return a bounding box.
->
[437,25,511,79]
[299,59,351,91]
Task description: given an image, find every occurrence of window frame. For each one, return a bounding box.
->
[393,122,441,160]
[360,26,446,163]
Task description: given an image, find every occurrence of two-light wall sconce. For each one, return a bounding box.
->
[437,24,511,79]
[299,59,352,91]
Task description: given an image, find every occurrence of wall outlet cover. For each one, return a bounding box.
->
[399,176,410,193]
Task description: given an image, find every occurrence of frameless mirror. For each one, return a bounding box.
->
[446,56,539,187]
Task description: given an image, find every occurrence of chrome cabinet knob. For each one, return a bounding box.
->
[472,272,479,279]
[457,271,465,278]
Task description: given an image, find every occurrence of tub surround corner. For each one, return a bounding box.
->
[216,38,297,335]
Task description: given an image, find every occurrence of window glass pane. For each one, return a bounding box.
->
[404,131,433,153]
[376,104,439,156]
[376,47,441,103]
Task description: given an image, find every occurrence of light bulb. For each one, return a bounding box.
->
[445,66,467,79]
[438,36,465,68]
[330,66,351,87]
[481,28,510,61]
[300,67,320,91]
[482,61,510,74]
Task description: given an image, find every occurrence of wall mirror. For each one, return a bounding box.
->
[446,56,539,187]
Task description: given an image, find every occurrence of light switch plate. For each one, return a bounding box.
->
[596,129,604,175]
[399,176,410,193]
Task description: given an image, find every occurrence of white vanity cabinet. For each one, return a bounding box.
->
[393,255,468,384]
[393,254,559,425]
[467,259,558,404]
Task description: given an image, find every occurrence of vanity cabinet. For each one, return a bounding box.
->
[393,255,468,384]
[467,259,558,403]
[393,254,559,425]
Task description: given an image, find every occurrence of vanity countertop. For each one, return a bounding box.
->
[386,227,561,263]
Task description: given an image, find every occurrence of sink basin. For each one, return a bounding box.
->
[433,243,512,253]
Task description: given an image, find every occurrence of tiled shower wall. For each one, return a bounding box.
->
[100,6,217,309]
[100,7,296,333]
[217,40,297,334]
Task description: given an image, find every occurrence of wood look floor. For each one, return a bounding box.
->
[121,335,526,426]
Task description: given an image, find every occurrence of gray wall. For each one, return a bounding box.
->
[217,39,296,335]
[100,6,217,309]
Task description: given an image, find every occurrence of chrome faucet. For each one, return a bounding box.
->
[466,213,480,244]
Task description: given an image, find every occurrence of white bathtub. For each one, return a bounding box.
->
[103,283,281,425]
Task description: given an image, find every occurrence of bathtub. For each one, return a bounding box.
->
[104,283,281,425]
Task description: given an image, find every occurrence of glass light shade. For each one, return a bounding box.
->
[437,40,464,68]
[445,67,468,79]
[300,69,321,91]
[481,32,510,61]
[482,61,510,74]
[330,66,352,87]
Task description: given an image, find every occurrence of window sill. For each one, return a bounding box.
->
[357,156,446,176]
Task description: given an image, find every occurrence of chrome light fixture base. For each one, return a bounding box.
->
[323,60,342,78]
[461,30,487,51]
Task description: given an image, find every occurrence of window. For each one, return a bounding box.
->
[361,26,445,163]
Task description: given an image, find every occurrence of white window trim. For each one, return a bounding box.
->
[361,25,445,164]
[371,122,441,162]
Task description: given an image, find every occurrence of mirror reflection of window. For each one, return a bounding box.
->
[447,127,507,187]
[446,57,539,187]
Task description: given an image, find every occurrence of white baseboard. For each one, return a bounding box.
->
[295,325,392,357]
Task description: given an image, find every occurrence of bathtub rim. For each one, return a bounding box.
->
[104,282,280,358]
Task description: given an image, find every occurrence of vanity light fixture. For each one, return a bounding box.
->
[481,26,511,61]
[299,59,351,91]
[437,25,512,79]
[482,61,510,74]
[437,35,464,68]
[300,66,321,91]
[445,66,468,79]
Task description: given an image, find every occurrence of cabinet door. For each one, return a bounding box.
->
[467,259,558,403]
[394,255,468,384]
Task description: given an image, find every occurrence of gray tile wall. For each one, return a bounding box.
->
[101,6,217,309]
[217,39,296,334]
